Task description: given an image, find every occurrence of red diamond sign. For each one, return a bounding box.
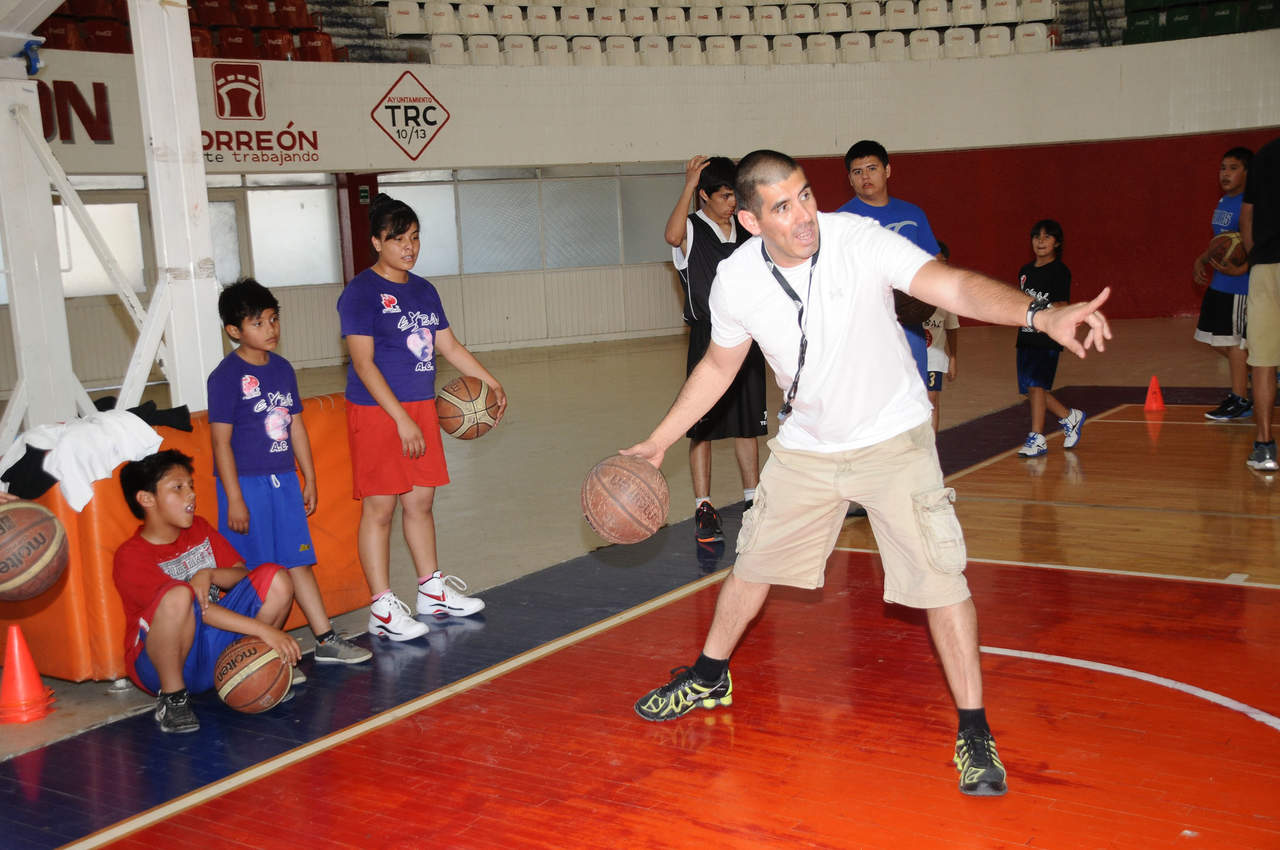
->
[370,71,450,161]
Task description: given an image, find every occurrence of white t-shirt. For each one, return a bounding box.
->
[924,307,960,373]
[709,212,933,452]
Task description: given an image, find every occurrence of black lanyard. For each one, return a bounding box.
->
[761,242,819,417]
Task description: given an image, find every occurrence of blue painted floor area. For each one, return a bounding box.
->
[0,387,1217,848]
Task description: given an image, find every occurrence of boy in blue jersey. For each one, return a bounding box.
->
[1193,147,1254,420]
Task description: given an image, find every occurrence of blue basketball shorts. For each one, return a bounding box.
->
[132,565,280,695]
[217,471,316,569]
[1016,347,1060,395]
[926,371,945,392]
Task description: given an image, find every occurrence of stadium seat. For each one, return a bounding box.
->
[638,34,672,63]
[83,18,130,51]
[604,34,637,63]
[37,17,86,50]
[429,33,467,63]
[493,5,528,36]
[297,30,338,60]
[918,0,952,28]
[738,33,771,62]
[237,0,276,30]
[458,3,495,35]
[672,34,705,63]
[259,28,294,59]
[623,6,655,34]
[721,6,752,34]
[1203,1,1244,33]
[190,25,215,57]
[942,25,977,55]
[1013,20,1050,49]
[1020,0,1055,20]
[884,0,919,29]
[69,0,116,19]
[571,35,604,64]
[951,0,985,25]
[978,23,1011,53]
[468,34,502,64]
[839,30,873,59]
[1244,0,1277,30]
[594,6,627,35]
[1123,0,1159,11]
[658,7,690,34]
[424,2,461,34]
[908,27,940,56]
[274,0,318,30]
[849,1,883,30]
[1162,4,1204,37]
[502,33,536,63]
[531,6,564,36]
[196,0,236,28]
[1122,9,1158,41]
[772,32,805,61]
[691,0,724,6]
[817,2,851,31]
[704,34,737,62]
[805,31,837,60]
[985,0,1018,24]
[754,5,785,32]
[387,0,428,36]
[537,35,571,64]
[215,26,258,58]
[873,29,906,58]
[787,4,819,32]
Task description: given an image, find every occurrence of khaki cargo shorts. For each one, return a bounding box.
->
[1247,263,1280,367]
[733,422,971,609]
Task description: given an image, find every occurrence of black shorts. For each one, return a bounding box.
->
[686,322,769,441]
[1193,288,1247,348]
[1016,346,1060,394]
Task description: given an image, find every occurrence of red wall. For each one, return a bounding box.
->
[799,126,1279,320]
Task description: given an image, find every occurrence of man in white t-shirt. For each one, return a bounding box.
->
[625,150,1113,798]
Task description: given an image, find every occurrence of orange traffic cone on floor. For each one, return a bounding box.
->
[1144,375,1165,412]
[0,625,55,723]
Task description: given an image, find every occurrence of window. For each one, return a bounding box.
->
[246,187,342,286]
[54,202,147,298]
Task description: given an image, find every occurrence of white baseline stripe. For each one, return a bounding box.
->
[65,569,731,849]
[980,645,1280,733]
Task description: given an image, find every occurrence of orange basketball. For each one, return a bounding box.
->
[436,376,500,440]
[581,455,670,545]
[0,501,70,603]
[1207,231,1247,268]
[214,636,291,713]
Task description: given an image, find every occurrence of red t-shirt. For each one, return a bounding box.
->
[112,515,244,666]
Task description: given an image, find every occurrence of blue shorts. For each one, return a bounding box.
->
[1017,347,1060,394]
[903,323,928,386]
[132,566,279,695]
[927,371,945,392]
[217,471,316,569]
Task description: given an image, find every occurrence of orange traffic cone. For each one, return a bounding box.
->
[0,625,55,723]
[1144,375,1165,412]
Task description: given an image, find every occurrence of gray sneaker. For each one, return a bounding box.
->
[315,633,373,664]
[1246,441,1279,472]
[155,689,199,734]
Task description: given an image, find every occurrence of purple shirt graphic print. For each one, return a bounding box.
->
[207,351,303,476]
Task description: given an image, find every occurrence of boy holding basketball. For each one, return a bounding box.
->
[113,450,302,734]
[208,279,371,666]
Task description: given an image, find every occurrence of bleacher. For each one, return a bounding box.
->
[1122,0,1274,43]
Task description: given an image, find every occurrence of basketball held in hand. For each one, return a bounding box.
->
[1207,231,1247,270]
[436,376,500,440]
[581,455,670,545]
[214,636,291,713]
[0,501,70,603]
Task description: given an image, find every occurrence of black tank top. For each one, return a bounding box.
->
[679,213,751,325]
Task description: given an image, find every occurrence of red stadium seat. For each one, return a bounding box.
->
[196,0,237,28]
[37,16,86,50]
[83,19,131,52]
[296,30,337,61]
[274,0,320,31]
[259,28,294,59]
[190,25,215,57]
[69,0,117,20]
[237,0,277,30]
[215,25,259,58]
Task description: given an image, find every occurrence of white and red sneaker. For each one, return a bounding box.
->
[368,592,429,641]
[416,571,485,617]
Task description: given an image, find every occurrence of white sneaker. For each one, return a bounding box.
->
[1059,408,1086,449]
[1017,432,1047,457]
[417,571,485,617]
[368,592,429,641]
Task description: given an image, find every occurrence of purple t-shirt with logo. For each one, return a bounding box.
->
[337,268,450,406]
[206,351,303,476]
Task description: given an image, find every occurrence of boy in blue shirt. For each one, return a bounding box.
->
[208,279,371,666]
[1193,147,1253,420]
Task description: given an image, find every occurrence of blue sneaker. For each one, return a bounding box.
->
[1017,432,1047,457]
[1059,409,1086,449]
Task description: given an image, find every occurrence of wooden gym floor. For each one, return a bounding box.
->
[1,318,1278,847]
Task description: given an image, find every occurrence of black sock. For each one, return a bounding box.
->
[160,688,188,700]
[693,654,728,683]
[957,707,989,735]
[314,629,334,644]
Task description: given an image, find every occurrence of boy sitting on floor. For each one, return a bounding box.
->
[112,449,302,734]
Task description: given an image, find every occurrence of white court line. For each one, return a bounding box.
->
[981,645,1280,733]
[831,547,1280,589]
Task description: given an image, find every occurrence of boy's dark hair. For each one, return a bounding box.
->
[1223,147,1253,169]
[369,192,419,243]
[218,278,279,329]
[844,140,890,172]
[697,156,737,201]
[734,150,801,215]
[937,240,950,261]
[120,450,194,520]
[1031,219,1065,258]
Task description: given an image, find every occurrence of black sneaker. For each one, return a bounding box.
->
[1205,393,1252,421]
[635,666,733,721]
[154,689,200,734]
[953,728,1007,796]
[695,502,724,543]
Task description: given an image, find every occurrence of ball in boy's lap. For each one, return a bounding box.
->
[436,376,500,440]
[1207,231,1247,268]
[215,636,291,713]
[581,455,670,545]
[0,501,70,602]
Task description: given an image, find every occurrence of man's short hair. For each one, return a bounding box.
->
[1223,146,1253,169]
[697,156,737,200]
[218,278,279,329]
[734,150,801,215]
[120,450,194,520]
[844,140,890,172]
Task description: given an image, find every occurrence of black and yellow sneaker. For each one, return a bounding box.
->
[635,666,732,721]
[953,728,1008,796]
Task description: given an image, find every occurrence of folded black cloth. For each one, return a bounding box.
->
[93,397,193,432]
[0,446,57,500]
